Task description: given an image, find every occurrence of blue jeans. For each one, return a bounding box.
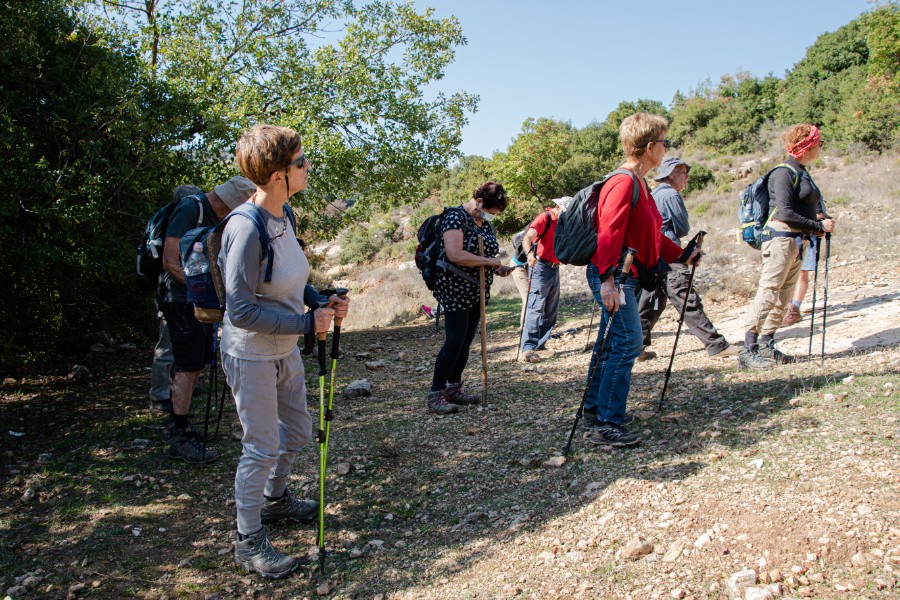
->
[583,264,643,425]
[521,261,561,351]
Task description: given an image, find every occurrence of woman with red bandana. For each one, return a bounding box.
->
[739,124,836,370]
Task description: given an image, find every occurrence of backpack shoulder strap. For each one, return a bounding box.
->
[769,163,800,188]
[606,168,642,207]
[229,203,276,282]
[283,203,297,235]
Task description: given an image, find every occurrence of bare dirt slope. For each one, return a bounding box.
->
[1,262,898,600]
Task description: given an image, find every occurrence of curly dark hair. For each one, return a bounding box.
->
[473,181,508,211]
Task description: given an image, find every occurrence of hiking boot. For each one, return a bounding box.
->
[737,347,775,371]
[426,390,459,415]
[583,408,635,429]
[781,303,801,326]
[757,340,795,365]
[150,397,172,412]
[636,350,656,362]
[167,429,216,464]
[709,344,741,358]
[261,491,317,525]
[520,350,542,363]
[234,527,297,579]
[588,423,642,447]
[445,382,480,405]
[163,418,214,442]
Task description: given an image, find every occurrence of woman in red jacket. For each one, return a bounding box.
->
[582,113,699,447]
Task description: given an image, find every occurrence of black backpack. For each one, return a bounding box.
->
[414,206,479,291]
[512,212,551,263]
[554,169,640,266]
[136,195,204,292]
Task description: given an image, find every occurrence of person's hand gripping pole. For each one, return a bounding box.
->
[564,248,637,457]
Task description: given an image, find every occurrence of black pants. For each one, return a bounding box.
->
[431,304,480,391]
[637,262,728,356]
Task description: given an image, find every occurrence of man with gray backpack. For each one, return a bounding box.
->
[158,176,256,462]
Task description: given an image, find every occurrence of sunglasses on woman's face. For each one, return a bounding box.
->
[653,139,671,149]
[287,153,307,170]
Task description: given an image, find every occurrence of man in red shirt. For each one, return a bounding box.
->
[519,196,572,363]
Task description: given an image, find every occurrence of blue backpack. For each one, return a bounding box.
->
[136,196,204,292]
[179,203,297,323]
[738,163,799,249]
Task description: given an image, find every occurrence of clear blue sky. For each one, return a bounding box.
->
[419,0,873,158]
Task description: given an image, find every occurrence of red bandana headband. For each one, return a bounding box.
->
[788,125,821,159]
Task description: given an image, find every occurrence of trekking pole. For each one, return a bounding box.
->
[808,237,821,360]
[659,231,706,408]
[322,288,349,468]
[478,237,488,406]
[515,249,536,363]
[584,302,597,352]
[200,321,219,461]
[434,302,441,332]
[820,233,831,367]
[564,248,637,457]
[315,319,329,574]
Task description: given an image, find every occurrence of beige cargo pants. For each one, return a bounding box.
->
[744,221,809,336]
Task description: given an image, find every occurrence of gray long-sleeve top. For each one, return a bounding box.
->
[651,183,690,247]
[218,206,324,360]
[767,157,826,234]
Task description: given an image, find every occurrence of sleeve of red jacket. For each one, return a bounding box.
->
[659,233,683,264]
[594,175,634,278]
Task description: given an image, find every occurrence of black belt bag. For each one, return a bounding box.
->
[634,258,671,292]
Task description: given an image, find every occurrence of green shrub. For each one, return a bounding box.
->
[683,164,716,196]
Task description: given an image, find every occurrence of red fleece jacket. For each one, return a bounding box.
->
[591,172,683,279]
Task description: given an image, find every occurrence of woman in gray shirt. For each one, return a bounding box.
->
[222,124,349,579]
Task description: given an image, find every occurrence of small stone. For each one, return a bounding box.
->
[395,351,409,361]
[726,569,757,598]
[855,504,872,516]
[767,570,783,583]
[67,365,91,382]
[543,456,566,468]
[37,452,54,464]
[344,379,372,397]
[316,583,331,595]
[129,439,151,450]
[694,533,711,548]
[620,535,653,560]
[365,360,386,370]
[21,487,35,502]
[118,342,137,351]
[177,559,190,568]
[744,587,774,600]
[662,540,685,562]
[833,580,852,592]
[842,375,854,384]
[335,463,351,476]
[791,565,807,574]
[850,552,867,567]
[177,493,192,501]
[2,377,16,386]
[824,393,836,402]
[68,582,86,598]
[670,588,686,599]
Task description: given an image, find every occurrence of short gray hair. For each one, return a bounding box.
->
[172,184,202,202]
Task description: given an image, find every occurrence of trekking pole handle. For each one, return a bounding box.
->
[329,288,349,359]
[618,248,637,285]
[695,230,707,250]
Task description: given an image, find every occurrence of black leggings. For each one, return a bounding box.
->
[431,304,480,391]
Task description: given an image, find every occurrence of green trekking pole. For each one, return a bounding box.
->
[323,289,349,468]
[315,324,328,573]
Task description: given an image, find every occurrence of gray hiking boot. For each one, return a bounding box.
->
[234,527,297,579]
[757,340,795,365]
[737,347,775,370]
[167,429,216,464]
[260,491,317,525]
[445,382,480,405]
[588,423,642,447]
[426,389,459,415]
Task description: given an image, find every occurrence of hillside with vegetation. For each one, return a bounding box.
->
[0,1,898,367]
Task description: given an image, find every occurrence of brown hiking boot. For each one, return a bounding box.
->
[426,389,459,415]
[781,303,801,326]
[636,350,656,362]
[445,382,480,405]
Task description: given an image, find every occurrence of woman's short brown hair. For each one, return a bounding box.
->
[782,124,815,152]
[235,124,302,185]
[619,113,669,158]
[473,181,508,211]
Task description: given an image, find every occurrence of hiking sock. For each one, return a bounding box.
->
[759,334,774,347]
[173,414,190,430]
[745,330,759,353]
[236,527,263,541]
[264,491,287,502]
[790,300,802,308]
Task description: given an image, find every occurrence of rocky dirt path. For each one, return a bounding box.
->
[1,263,898,600]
